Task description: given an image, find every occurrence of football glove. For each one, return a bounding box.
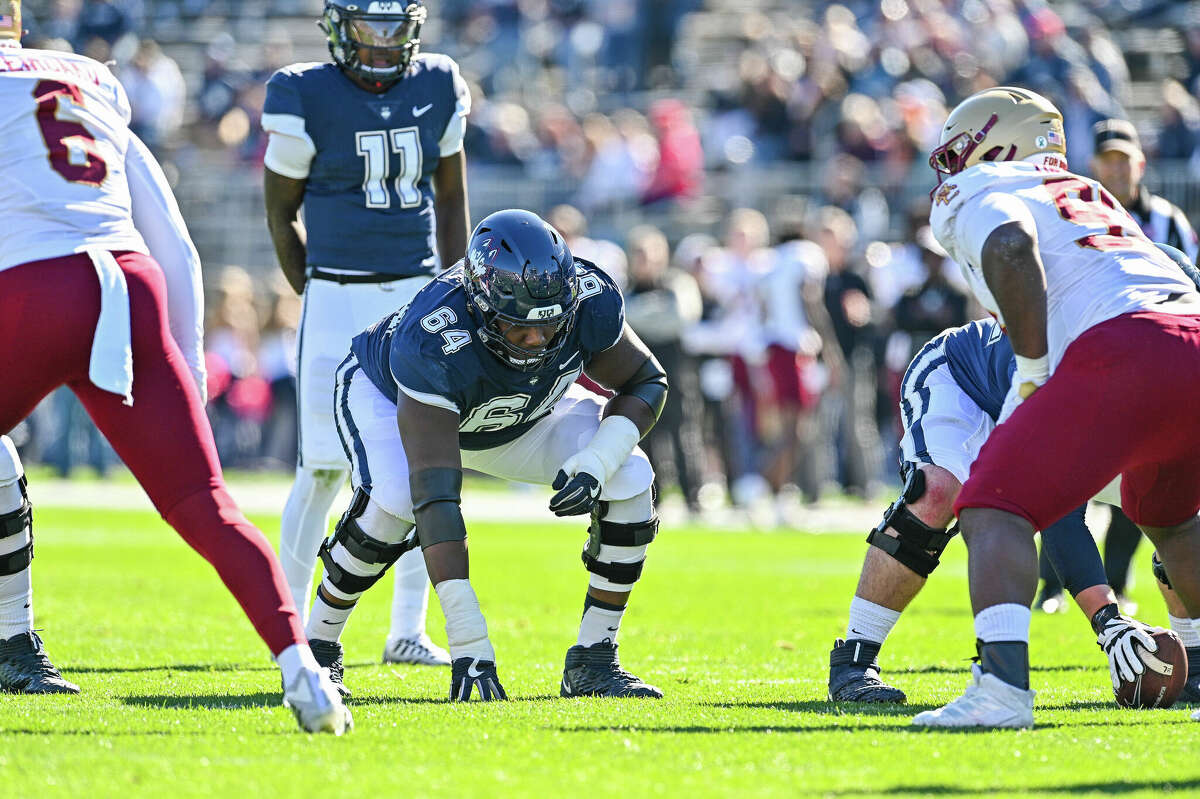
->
[550,449,605,516]
[1097,615,1158,689]
[449,657,508,702]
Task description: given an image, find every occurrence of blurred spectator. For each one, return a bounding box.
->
[623,225,705,513]
[1155,80,1200,163]
[118,38,186,149]
[547,204,628,287]
[74,0,134,51]
[892,227,969,354]
[257,280,301,468]
[642,99,703,205]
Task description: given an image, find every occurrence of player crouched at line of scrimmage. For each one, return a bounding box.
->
[302,209,669,701]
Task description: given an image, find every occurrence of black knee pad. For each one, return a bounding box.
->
[0,478,32,576]
[320,489,418,595]
[1152,551,1172,590]
[866,469,957,578]
[581,514,659,587]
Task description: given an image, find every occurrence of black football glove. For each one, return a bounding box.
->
[549,469,602,516]
[450,657,508,702]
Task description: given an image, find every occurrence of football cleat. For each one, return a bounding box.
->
[828,638,906,703]
[0,631,79,694]
[560,642,662,699]
[382,633,451,667]
[309,639,351,699]
[283,667,353,735]
[912,664,1034,729]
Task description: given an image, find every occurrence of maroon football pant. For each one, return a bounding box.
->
[956,311,1200,529]
[0,251,304,656]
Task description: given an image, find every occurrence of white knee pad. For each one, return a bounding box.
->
[319,491,416,602]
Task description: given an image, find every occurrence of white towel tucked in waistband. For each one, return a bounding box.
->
[87,250,134,406]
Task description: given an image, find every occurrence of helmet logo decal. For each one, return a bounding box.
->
[1035,135,1047,149]
[526,305,563,320]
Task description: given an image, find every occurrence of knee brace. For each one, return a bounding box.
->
[0,437,31,576]
[319,490,419,598]
[866,468,957,578]
[581,511,659,592]
[1152,551,1172,589]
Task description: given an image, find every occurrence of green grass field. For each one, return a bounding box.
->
[5,500,1199,798]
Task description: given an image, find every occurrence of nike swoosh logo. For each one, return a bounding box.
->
[559,354,581,370]
[413,103,433,117]
[467,660,484,678]
[606,626,619,632]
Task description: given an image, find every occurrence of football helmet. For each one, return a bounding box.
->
[930,87,1066,184]
[463,209,578,372]
[320,1,426,88]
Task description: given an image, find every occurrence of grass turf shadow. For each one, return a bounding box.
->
[828,778,1200,796]
[69,663,278,674]
[121,692,280,710]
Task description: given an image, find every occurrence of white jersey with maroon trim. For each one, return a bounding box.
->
[0,44,146,270]
[930,158,1198,371]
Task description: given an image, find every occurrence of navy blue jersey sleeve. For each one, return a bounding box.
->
[388,319,463,414]
[263,65,310,118]
[574,259,625,357]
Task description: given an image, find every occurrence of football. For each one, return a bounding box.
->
[1114,628,1189,709]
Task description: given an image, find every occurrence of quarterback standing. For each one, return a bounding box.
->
[913,87,1200,728]
[263,0,469,669]
[310,209,667,701]
[0,2,348,733]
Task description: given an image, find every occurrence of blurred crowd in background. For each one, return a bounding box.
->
[13,0,1200,520]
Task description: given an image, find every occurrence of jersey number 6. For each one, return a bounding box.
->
[33,80,108,186]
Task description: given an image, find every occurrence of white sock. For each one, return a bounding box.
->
[276,642,321,688]
[1169,615,1200,648]
[975,603,1032,643]
[578,600,624,647]
[388,548,430,642]
[279,467,345,626]
[846,596,901,644]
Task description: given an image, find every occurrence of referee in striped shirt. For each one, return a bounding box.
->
[1084,118,1199,609]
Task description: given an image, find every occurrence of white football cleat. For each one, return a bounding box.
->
[283,667,353,735]
[382,633,451,666]
[1192,708,1200,721]
[912,665,1035,729]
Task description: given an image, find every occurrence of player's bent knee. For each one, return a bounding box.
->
[866,466,960,579]
[319,489,418,596]
[582,511,658,592]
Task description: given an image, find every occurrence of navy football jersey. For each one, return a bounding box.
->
[938,319,1014,422]
[263,53,470,277]
[351,258,625,450]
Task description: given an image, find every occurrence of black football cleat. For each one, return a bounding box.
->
[0,631,79,694]
[309,639,351,699]
[828,638,906,703]
[560,642,662,698]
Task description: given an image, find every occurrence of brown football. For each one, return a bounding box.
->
[1114,628,1189,709]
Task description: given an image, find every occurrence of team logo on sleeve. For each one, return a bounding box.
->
[934,182,959,207]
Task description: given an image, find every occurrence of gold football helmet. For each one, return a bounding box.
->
[0,1,19,40]
[930,86,1066,184]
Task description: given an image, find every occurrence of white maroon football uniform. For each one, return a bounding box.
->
[930,157,1198,372]
[0,44,147,271]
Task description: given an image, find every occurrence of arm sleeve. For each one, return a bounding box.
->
[125,133,207,403]
[438,59,471,157]
[262,71,316,179]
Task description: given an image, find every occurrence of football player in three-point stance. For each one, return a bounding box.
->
[263,0,470,675]
[310,209,667,700]
[913,86,1200,728]
[829,307,1200,707]
[0,0,348,733]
